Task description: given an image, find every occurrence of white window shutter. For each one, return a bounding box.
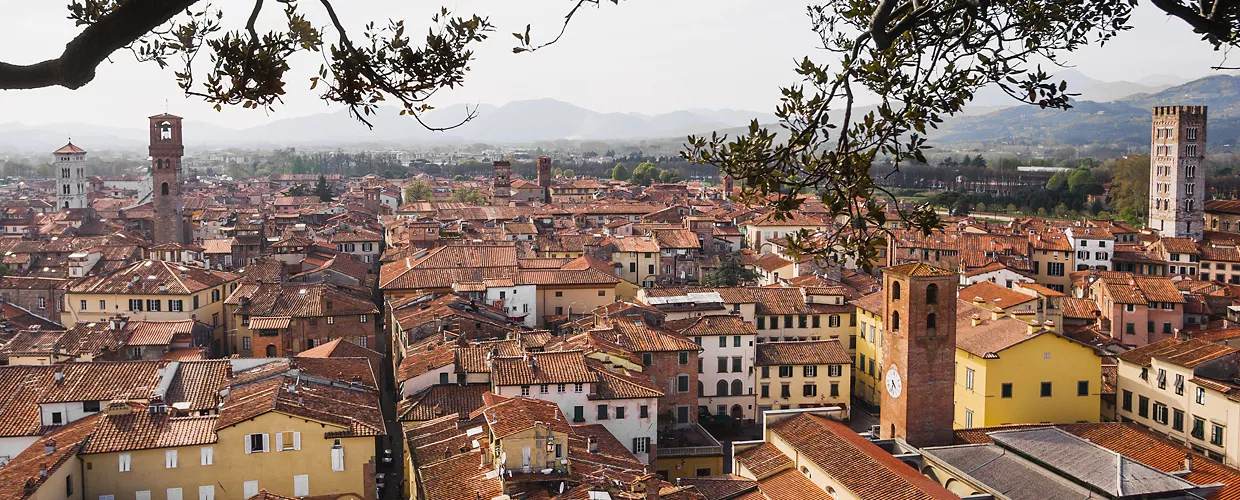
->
[244,435,252,454]
[293,475,309,497]
[201,446,213,465]
[331,447,345,471]
[135,491,150,500]
[242,481,258,499]
[198,485,214,500]
[166,488,182,500]
[276,432,284,452]
[293,432,301,450]
[262,433,270,453]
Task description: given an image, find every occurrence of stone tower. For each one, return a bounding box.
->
[722,175,734,199]
[880,262,958,448]
[537,156,552,203]
[492,161,512,206]
[150,113,186,245]
[54,142,88,210]
[1149,106,1206,240]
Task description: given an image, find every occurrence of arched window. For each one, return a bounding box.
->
[926,284,938,304]
[160,122,172,140]
[265,345,277,357]
[891,311,901,331]
[927,313,936,330]
[892,281,901,301]
[731,379,743,396]
[716,380,728,397]
[161,182,169,196]
[698,381,704,397]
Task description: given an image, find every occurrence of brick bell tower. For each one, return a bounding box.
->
[1149,106,1206,240]
[880,263,958,448]
[149,114,186,245]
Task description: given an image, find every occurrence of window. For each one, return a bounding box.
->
[1122,390,1132,411]
[83,400,100,412]
[166,489,182,500]
[804,365,818,377]
[118,452,131,472]
[51,412,62,425]
[145,299,160,312]
[276,431,301,451]
[539,384,549,394]
[757,317,765,330]
[80,299,87,310]
[1197,387,1207,405]
[598,405,609,420]
[965,368,975,390]
[927,313,936,330]
[828,315,840,328]
[165,449,178,468]
[557,384,566,394]
[200,446,213,465]
[245,433,268,453]
[643,353,652,366]
[1138,396,1149,418]
[170,300,183,312]
[678,352,689,365]
[1193,417,1206,440]
[677,375,689,393]
[1212,424,1225,446]
[640,405,649,418]
[555,291,563,297]
[198,486,214,500]
[784,315,793,328]
[327,316,334,325]
[892,281,901,300]
[128,299,143,312]
[1001,383,1013,398]
[732,357,742,372]
[100,299,107,310]
[891,311,900,331]
[1040,382,1052,397]
[926,283,938,304]
[616,406,625,419]
[520,385,530,396]
[761,384,769,398]
[830,382,839,397]
[573,406,585,422]
[761,366,770,379]
[798,315,807,328]
[242,337,250,351]
[66,474,72,496]
[965,408,974,428]
[634,437,650,454]
[1173,409,1185,431]
[1077,381,1089,396]
[803,383,817,397]
[718,336,727,348]
[778,366,793,378]
[734,336,741,347]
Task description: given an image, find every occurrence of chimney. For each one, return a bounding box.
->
[38,463,48,478]
[1027,321,1039,334]
[644,475,661,500]
[991,307,1005,321]
[587,436,599,453]
[42,439,55,456]
[104,401,133,417]
[970,313,982,327]
[1185,453,1194,473]
[1043,320,1056,333]
[53,369,64,384]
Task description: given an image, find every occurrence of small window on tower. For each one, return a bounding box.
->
[160,122,172,140]
[161,182,169,196]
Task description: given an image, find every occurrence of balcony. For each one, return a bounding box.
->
[657,422,722,458]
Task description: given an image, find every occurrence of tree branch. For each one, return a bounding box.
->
[0,0,200,90]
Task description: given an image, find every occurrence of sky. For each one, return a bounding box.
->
[0,1,1229,130]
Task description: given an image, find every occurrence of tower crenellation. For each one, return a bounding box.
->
[1149,105,1206,240]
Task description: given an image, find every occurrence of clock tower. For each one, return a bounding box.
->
[880,262,958,448]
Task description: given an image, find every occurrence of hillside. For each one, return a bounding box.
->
[934,74,1240,149]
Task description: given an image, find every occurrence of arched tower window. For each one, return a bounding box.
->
[891,311,901,331]
[927,313,937,330]
[892,281,902,301]
[926,284,938,304]
[161,182,169,196]
[160,122,172,140]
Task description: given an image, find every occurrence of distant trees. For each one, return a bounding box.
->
[612,163,630,181]
[314,175,334,202]
[562,169,575,178]
[1107,154,1150,226]
[287,184,309,196]
[403,179,434,203]
[448,187,484,204]
[701,252,759,286]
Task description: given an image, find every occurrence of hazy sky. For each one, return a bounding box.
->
[0,1,1228,129]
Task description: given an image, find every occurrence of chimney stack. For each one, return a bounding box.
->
[42,439,55,456]
[970,313,982,327]
[587,436,599,453]
[1043,320,1056,333]
[991,307,1005,321]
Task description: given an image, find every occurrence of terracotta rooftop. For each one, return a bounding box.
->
[1117,337,1237,368]
[755,340,852,366]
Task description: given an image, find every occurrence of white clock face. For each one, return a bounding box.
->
[885,365,903,398]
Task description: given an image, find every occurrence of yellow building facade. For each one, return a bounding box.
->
[853,294,884,410]
[755,340,852,415]
[953,331,1102,428]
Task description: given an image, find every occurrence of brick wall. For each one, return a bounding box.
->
[640,350,699,423]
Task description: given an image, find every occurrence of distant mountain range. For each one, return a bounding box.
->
[933,73,1240,149]
[0,99,779,153]
[966,69,1189,107]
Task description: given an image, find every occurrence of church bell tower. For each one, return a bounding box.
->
[150,114,186,245]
